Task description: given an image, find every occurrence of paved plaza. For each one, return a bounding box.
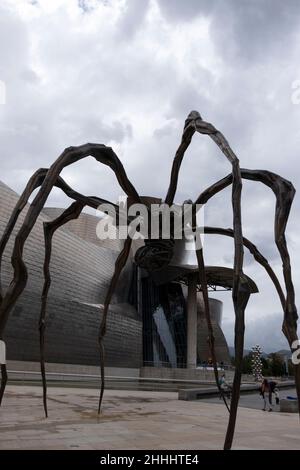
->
[0,385,299,450]
[202,387,297,411]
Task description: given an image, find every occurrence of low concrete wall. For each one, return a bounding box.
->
[178,383,259,400]
[140,366,236,382]
[280,398,299,413]
[7,360,140,378]
[178,380,296,401]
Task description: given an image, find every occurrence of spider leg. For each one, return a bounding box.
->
[204,226,285,308]
[0,167,118,301]
[41,197,130,416]
[224,281,251,450]
[191,224,287,424]
[0,143,140,350]
[197,169,300,420]
[169,111,244,449]
[0,168,118,406]
[40,200,85,417]
[196,168,296,321]
[165,116,195,205]
[0,170,100,409]
[192,212,230,413]
[40,196,128,417]
[98,235,133,414]
[0,363,7,406]
[191,120,245,448]
[0,145,139,411]
[0,168,48,303]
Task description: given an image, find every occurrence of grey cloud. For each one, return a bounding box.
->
[169,79,213,122]
[153,120,178,139]
[223,311,290,353]
[0,7,28,75]
[210,0,300,63]
[77,0,110,14]
[158,0,300,63]
[78,0,95,13]
[158,0,214,21]
[117,0,150,38]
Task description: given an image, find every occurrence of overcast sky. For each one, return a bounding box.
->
[1,0,300,352]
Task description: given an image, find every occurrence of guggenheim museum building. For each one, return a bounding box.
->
[0,180,256,373]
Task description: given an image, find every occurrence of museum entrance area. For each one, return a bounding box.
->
[140,269,235,370]
[142,278,187,368]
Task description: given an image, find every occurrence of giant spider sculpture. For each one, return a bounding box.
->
[0,110,299,450]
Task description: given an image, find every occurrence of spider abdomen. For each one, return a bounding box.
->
[134,238,175,272]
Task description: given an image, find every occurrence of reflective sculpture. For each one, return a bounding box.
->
[0,111,298,450]
[251,344,263,382]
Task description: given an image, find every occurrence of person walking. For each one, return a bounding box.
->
[260,378,273,411]
[269,380,280,405]
[219,373,231,400]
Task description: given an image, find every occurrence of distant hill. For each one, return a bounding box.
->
[229,346,268,358]
[273,349,292,359]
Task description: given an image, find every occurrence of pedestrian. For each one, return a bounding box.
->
[260,378,273,411]
[219,373,231,399]
[269,380,280,405]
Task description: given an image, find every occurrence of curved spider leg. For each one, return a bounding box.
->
[191,212,230,413]
[0,169,91,407]
[40,200,85,417]
[165,114,196,205]
[0,363,7,406]
[168,111,244,449]
[190,115,245,450]
[192,222,285,436]
[0,168,48,303]
[204,227,285,308]
[0,144,139,409]
[0,143,140,343]
[196,169,300,419]
[197,168,295,319]
[0,167,118,302]
[98,234,133,414]
[0,169,118,406]
[41,198,128,416]
[224,280,251,450]
[39,191,126,417]
[0,169,118,403]
[199,226,287,446]
[201,225,289,427]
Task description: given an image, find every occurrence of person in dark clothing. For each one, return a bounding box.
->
[269,380,280,405]
[260,379,273,411]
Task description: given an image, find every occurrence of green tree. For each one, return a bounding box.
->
[236,353,252,374]
[261,357,271,376]
[268,353,285,377]
[288,359,295,377]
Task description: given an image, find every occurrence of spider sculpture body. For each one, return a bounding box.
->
[0,111,299,450]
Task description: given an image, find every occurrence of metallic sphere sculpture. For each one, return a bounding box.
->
[251,344,263,382]
[0,111,299,450]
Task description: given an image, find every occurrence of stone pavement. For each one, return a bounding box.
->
[0,385,299,450]
[201,387,297,412]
